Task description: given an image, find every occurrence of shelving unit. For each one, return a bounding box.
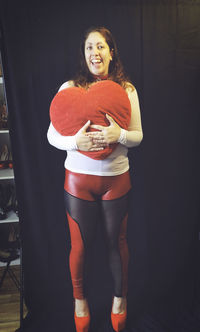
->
[0,31,24,328]
[0,55,19,267]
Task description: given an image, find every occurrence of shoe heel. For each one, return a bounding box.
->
[74,312,90,332]
[111,310,127,331]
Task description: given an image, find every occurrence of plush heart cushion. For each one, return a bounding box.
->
[50,80,131,160]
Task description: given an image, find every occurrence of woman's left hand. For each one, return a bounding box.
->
[85,114,121,145]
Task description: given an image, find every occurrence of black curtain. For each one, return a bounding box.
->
[0,0,199,331]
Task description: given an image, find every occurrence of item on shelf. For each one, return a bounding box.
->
[0,183,10,220]
[0,249,10,259]
[0,206,7,220]
[0,101,8,130]
[0,183,18,215]
[0,182,19,220]
[6,184,18,215]
[7,223,20,249]
[0,247,20,291]
[0,223,20,251]
[0,144,13,169]
[8,148,13,168]
[0,248,19,262]
[12,190,18,216]
[0,143,9,168]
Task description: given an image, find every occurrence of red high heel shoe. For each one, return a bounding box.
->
[111,298,127,332]
[74,311,90,332]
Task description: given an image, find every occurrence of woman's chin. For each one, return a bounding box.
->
[91,70,107,77]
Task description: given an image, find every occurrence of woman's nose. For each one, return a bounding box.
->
[92,47,99,55]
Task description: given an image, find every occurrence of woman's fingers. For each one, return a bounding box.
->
[85,132,105,139]
[90,124,105,130]
[88,141,108,151]
[79,120,91,133]
[106,113,116,125]
[93,139,107,145]
[92,142,108,147]
[85,132,107,144]
[85,131,103,138]
[89,147,104,151]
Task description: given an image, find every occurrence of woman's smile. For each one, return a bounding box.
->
[90,57,102,66]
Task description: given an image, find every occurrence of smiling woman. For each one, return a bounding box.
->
[47,26,143,332]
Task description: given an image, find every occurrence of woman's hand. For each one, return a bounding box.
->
[75,120,107,151]
[86,114,121,145]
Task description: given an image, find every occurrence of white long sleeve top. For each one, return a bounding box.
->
[47,81,143,176]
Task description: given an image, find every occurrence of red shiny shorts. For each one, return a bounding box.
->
[64,169,132,201]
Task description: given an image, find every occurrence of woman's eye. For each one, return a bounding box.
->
[98,45,103,49]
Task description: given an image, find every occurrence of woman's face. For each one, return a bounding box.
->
[84,31,113,77]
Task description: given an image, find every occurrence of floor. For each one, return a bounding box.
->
[0,265,26,332]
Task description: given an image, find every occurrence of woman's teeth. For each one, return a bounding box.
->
[91,59,102,64]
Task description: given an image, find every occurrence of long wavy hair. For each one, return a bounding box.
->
[73,26,132,89]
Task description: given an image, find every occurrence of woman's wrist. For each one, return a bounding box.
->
[69,135,78,150]
[117,128,127,145]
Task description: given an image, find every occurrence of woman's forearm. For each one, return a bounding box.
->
[47,122,77,151]
[118,128,143,148]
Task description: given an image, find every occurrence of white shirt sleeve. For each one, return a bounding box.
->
[58,80,74,92]
[47,122,77,150]
[118,87,143,148]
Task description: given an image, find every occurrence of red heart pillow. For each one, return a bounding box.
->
[50,80,131,159]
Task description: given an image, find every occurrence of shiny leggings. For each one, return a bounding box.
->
[64,169,131,299]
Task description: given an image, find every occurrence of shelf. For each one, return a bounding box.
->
[0,257,20,267]
[0,130,9,134]
[0,211,19,224]
[0,168,14,179]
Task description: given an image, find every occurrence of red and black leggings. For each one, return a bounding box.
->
[64,169,131,300]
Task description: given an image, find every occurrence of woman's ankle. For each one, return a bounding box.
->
[112,296,126,314]
[75,298,89,316]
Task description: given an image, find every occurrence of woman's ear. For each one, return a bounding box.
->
[110,48,114,60]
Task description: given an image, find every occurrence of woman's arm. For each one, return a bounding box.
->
[47,122,78,150]
[121,86,143,147]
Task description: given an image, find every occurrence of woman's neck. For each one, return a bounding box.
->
[93,74,108,81]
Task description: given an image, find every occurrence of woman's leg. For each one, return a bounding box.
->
[101,193,130,313]
[64,191,99,300]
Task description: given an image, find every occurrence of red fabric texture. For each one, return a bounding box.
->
[50,80,131,159]
[67,212,85,299]
[64,170,131,201]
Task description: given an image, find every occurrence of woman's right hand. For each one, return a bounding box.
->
[75,120,107,151]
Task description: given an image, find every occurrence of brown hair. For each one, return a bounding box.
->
[73,26,133,90]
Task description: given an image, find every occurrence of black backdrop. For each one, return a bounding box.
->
[0,0,200,331]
